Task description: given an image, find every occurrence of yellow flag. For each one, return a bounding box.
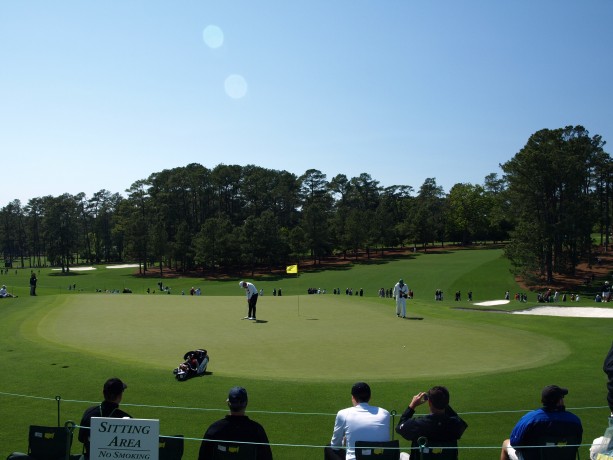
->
[286,264,298,274]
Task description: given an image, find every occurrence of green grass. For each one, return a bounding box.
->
[1,249,612,459]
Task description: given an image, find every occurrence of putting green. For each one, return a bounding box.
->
[30,294,568,381]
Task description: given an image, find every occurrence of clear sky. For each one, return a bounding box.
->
[1,1,612,206]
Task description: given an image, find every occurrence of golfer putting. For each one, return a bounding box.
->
[239,280,259,320]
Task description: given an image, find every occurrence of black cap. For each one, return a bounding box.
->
[103,378,127,397]
[541,385,568,407]
[227,386,248,407]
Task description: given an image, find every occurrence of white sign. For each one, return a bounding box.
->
[90,417,159,460]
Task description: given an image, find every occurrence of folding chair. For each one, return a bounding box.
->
[417,437,458,460]
[519,438,580,460]
[7,422,75,460]
[210,441,257,459]
[159,435,184,460]
[355,440,400,460]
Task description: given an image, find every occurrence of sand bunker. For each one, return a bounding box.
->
[106,264,140,269]
[474,300,511,307]
[474,299,613,317]
[475,300,613,318]
[512,306,613,318]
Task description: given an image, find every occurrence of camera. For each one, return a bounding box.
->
[423,394,429,401]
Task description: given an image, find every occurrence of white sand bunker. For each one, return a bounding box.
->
[106,264,140,269]
[474,300,511,307]
[513,306,613,318]
[51,267,96,271]
[473,300,613,318]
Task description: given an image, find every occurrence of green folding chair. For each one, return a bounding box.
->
[355,440,400,460]
[210,441,258,459]
[7,422,75,460]
[159,435,184,460]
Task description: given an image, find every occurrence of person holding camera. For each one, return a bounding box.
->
[395,386,468,459]
[393,279,409,318]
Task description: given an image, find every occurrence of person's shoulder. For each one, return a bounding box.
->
[117,409,132,418]
[81,404,100,417]
[563,410,583,424]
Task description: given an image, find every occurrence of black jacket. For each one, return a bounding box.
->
[396,406,468,459]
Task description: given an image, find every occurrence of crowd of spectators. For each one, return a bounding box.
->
[73,348,613,460]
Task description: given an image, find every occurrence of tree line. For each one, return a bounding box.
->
[1,125,610,283]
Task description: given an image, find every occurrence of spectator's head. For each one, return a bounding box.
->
[427,386,450,410]
[227,386,248,413]
[541,384,568,408]
[103,378,127,402]
[351,382,371,404]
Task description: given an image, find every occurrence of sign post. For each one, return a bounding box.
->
[90,417,159,460]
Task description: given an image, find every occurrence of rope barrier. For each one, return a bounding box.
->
[2,390,606,455]
[0,390,607,417]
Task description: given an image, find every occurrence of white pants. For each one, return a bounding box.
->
[396,297,407,317]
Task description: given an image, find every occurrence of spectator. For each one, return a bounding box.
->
[29,271,37,296]
[198,386,272,460]
[0,285,16,298]
[393,279,409,318]
[590,342,613,458]
[78,378,131,459]
[396,386,467,459]
[500,385,582,460]
[326,382,390,460]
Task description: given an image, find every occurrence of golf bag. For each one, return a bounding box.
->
[173,349,209,381]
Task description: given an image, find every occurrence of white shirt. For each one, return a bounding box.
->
[393,282,409,300]
[243,282,258,300]
[330,403,391,460]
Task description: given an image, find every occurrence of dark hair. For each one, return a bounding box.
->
[103,378,126,400]
[351,382,371,403]
[428,386,450,410]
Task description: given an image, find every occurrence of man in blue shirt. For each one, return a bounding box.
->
[500,385,582,460]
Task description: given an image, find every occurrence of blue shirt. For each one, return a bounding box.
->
[510,406,582,451]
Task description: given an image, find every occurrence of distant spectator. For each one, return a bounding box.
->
[29,271,37,296]
[0,285,16,298]
[603,281,611,302]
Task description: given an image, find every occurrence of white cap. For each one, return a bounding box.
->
[239,281,244,287]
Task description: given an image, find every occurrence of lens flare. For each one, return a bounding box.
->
[202,25,224,49]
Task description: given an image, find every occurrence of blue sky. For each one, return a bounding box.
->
[1,1,612,206]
